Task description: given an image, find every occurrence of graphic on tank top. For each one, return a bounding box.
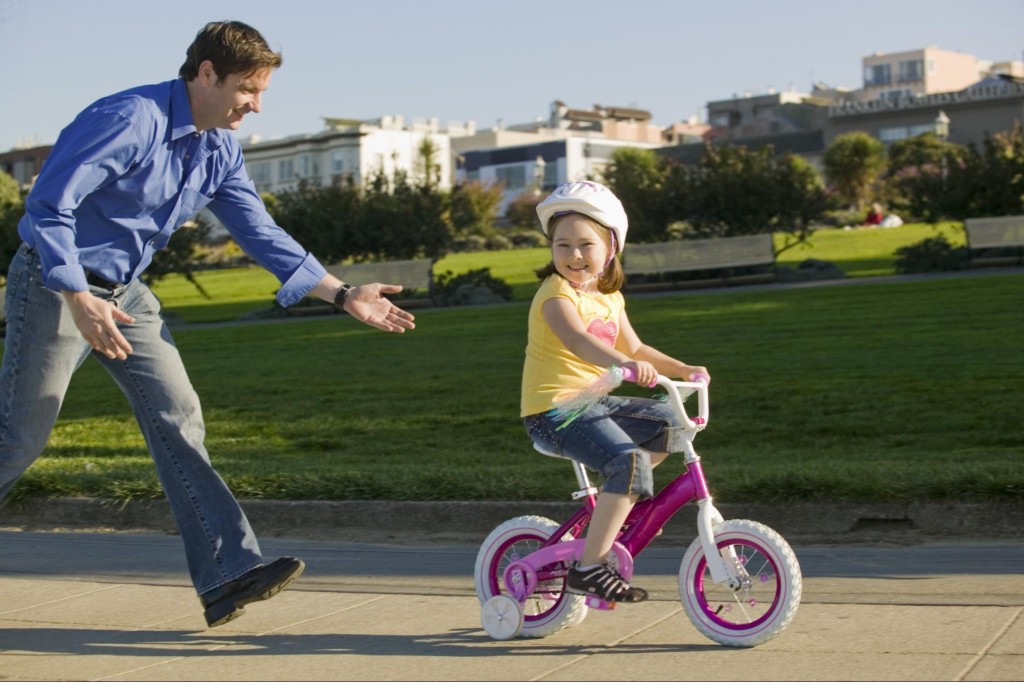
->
[585,311,618,348]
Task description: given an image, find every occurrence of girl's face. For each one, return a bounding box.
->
[550,214,612,290]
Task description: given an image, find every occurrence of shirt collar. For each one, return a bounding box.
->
[169,79,197,141]
[169,79,226,148]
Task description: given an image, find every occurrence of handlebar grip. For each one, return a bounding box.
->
[691,372,710,385]
[619,366,657,387]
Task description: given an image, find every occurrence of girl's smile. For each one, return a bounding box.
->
[550,214,613,291]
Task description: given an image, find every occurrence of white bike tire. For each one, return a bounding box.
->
[474,515,586,638]
[678,519,802,647]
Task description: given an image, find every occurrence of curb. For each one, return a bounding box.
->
[2,498,1022,545]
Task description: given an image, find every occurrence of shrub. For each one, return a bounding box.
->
[894,235,968,274]
[432,268,512,306]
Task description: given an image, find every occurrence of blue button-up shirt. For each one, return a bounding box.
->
[19,79,326,307]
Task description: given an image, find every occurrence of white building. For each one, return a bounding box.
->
[240,115,471,194]
[458,136,664,215]
[453,100,668,214]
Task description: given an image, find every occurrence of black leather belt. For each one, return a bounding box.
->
[22,246,122,291]
[85,271,122,291]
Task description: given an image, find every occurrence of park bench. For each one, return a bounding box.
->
[964,215,1024,267]
[622,233,776,292]
[285,258,434,317]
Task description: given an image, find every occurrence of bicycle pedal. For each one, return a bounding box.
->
[585,596,616,610]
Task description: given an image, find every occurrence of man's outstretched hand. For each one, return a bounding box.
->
[343,283,416,333]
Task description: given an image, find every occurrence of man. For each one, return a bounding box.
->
[0,21,416,628]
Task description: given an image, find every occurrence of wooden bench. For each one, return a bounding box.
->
[326,258,435,308]
[284,258,435,317]
[623,233,776,291]
[965,216,1024,267]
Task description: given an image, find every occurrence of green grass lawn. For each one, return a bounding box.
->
[10,268,1022,505]
[150,221,967,324]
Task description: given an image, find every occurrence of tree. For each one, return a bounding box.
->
[673,143,828,247]
[601,147,672,243]
[505,192,543,231]
[885,132,962,221]
[416,137,443,191]
[448,180,504,237]
[823,132,887,211]
[358,168,453,261]
[0,172,25,286]
[889,124,1024,222]
[267,176,363,263]
[142,213,213,296]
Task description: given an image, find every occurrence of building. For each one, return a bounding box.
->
[459,135,664,214]
[705,89,832,141]
[453,100,669,214]
[659,46,1024,170]
[859,47,984,104]
[0,145,52,189]
[241,115,464,194]
[827,76,1024,147]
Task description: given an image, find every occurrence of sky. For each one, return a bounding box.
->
[2,0,1022,152]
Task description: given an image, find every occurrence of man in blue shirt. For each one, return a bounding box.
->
[0,21,416,628]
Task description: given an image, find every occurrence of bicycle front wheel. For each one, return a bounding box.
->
[474,515,586,638]
[678,519,802,647]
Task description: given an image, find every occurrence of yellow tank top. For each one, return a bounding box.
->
[520,275,625,417]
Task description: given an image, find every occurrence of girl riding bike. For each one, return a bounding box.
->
[521,180,709,604]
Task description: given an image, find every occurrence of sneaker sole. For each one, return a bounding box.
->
[204,560,305,628]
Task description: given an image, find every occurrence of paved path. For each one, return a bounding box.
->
[1,530,1021,681]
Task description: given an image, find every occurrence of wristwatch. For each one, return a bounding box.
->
[333,283,355,311]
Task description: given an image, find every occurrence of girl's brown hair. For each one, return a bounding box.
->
[534,212,625,294]
[179,21,283,81]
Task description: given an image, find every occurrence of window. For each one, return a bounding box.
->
[543,161,558,188]
[879,124,939,143]
[331,151,346,174]
[899,59,924,82]
[250,162,271,186]
[494,165,526,190]
[864,63,891,86]
[880,89,912,102]
[296,154,319,178]
[278,158,294,180]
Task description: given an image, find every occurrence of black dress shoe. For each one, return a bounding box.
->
[200,557,305,628]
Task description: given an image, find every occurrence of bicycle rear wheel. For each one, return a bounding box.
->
[678,519,802,647]
[474,515,586,638]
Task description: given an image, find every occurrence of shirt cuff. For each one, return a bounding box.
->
[276,254,328,308]
[45,264,89,293]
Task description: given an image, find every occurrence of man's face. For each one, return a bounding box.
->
[192,62,272,131]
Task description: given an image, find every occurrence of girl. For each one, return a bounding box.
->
[521,181,708,603]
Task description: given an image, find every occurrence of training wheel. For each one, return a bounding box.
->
[481,595,524,640]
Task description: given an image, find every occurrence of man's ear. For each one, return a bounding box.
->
[197,60,219,86]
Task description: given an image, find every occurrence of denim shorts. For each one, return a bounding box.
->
[523,396,684,499]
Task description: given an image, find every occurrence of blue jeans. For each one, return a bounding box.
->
[524,395,684,499]
[0,244,262,595]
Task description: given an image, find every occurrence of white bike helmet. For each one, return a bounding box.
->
[536,180,628,253]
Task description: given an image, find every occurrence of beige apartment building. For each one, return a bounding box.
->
[860,47,987,103]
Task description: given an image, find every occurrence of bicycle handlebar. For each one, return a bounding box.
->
[620,367,710,430]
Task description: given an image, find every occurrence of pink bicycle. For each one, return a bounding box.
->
[474,373,802,646]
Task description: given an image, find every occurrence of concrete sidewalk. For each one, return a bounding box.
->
[1,530,1022,681]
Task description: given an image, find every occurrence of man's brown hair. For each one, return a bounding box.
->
[179,21,283,81]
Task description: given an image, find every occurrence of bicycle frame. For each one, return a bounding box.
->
[502,376,742,607]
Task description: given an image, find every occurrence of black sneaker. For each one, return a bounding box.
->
[565,562,648,603]
[200,557,305,628]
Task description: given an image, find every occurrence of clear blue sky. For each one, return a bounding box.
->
[2,0,1021,152]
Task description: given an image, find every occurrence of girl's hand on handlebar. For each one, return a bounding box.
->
[683,366,710,384]
[623,360,658,387]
